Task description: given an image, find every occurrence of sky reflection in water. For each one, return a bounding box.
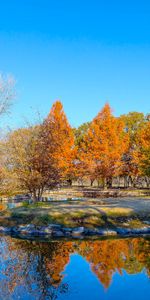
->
[0,236,150,300]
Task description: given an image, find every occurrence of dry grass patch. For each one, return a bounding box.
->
[101,207,133,217]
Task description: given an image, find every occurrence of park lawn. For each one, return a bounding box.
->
[0,198,150,229]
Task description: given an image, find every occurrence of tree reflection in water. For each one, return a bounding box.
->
[0,235,150,299]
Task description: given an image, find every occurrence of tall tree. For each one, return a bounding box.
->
[41,101,76,184]
[80,103,128,188]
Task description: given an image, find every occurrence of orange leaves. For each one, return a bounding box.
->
[2,100,149,195]
[41,100,75,181]
[79,103,129,185]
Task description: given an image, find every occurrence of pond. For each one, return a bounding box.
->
[0,235,150,299]
[0,201,23,211]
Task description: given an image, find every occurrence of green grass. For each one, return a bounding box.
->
[0,211,147,229]
[1,198,150,229]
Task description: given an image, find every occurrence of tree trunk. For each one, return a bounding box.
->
[118,176,121,188]
[103,178,108,190]
[97,179,101,188]
[107,177,112,189]
[90,179,94,187]
[129,175,136,188]
[124,176,130,188]
[67,179,72,186]
[145,176,150,188]
[32,187,44,202]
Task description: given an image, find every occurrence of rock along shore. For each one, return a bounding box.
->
[0,224,150,239]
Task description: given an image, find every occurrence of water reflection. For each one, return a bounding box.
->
[0,236,150,299]
[0,197,82,212]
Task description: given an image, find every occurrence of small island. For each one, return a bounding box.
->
[0,186,150,239]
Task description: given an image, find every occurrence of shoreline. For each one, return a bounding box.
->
[1,195,150,240]
[0,223,150,239]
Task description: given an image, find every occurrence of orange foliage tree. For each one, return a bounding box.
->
[79,103,128,188]
[1,99,149,193]
[40,101,76,185]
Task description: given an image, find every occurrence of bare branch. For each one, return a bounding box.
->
[0,73,16,116]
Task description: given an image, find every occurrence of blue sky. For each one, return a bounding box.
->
[0,0,150,128]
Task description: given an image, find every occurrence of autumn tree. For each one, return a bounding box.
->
[120,112,148,187]
[40,101,76,185]
[1,101,75,198]
[80,103,128,188]
[4,125,60,200]
[133,120,150,186]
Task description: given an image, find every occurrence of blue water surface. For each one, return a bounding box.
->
[0,235,149,299]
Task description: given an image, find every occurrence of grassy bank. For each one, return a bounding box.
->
[1,197,150,230]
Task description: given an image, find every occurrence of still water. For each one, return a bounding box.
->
[0,235,150,300]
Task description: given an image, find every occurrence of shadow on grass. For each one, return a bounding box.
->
[0,200,149,230]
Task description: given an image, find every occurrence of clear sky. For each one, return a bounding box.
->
[0,0,150,128]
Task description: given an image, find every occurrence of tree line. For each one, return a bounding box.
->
[0,77,149,200]
[1,101,149,200]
